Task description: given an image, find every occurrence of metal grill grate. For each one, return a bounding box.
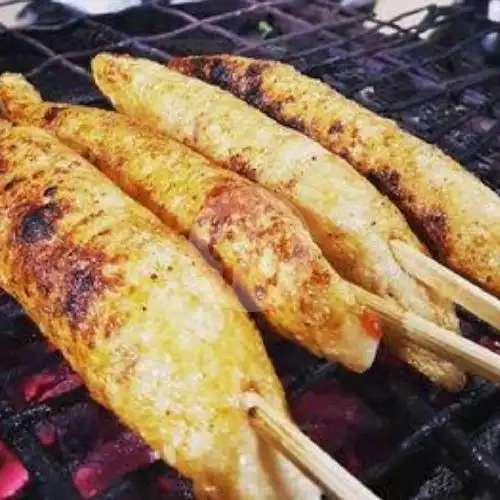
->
[0,1,499,499]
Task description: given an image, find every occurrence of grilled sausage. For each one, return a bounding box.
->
[0,73,381,373]
[91,53,465,391]
[168,55,500,298]
[0,119,320,500]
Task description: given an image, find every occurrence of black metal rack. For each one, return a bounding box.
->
[0,1,500,499]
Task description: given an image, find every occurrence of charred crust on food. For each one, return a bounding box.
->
[43,186,57,197]
[239,63,308,133]
[208,58,231,90]
[190,57,206,80]
[205,182,233,202]
[4,177,24,192]
[227,154,258,182]
[17,202,62,244]
[64,265,105,327]
[61,251,121,337]
[240,63,266,107]
[275,109,305,133]
[13,223,122,343]
[328,121,345,136]
[413,210,449,259]
[366,167,450,257]
[96,228,112,237]
[336,147,351,162]
[180,58,308,134]
[43,106,66,124]
[366,168,402,200]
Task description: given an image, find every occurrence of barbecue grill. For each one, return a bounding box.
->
[0,0,499,498]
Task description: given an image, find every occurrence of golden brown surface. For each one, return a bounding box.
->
[0,73,380,373]
[0,120,320,500]
[169,55,500,298]
[91,53,465,391]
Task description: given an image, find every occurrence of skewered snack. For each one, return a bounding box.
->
[0,73,381,373]
[168,55,500,298]
[0,119,320,500]
[91,53,465,391]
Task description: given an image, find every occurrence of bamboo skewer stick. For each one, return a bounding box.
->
[390,240,500,331]
[242,391,381,500]
[353,285,500,383]
[242,284,500,499]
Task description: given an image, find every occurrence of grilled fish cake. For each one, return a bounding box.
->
[91,53,465,391]
[169,54,500,297]
[0,120,320,500]
[0,73,381,373]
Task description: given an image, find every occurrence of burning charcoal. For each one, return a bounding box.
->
[74,432,156,498]
[290,378,384,471]
[14,362,82,405]
[39,403,120,463]
[156,469,194,500]
[0,442,28,499]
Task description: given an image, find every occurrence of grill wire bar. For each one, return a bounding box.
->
[0,1,499,499]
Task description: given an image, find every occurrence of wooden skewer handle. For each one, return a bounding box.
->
[391,240,500,331]
[353,285,500,383]
[242,392,381,500]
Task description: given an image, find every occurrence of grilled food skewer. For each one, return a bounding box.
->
[0,73,381,374]
[15,66,497,388]
[244,392,382,500]
[1,75,492,387]
[353,286,500,383]
[91,53,465,391]
[391,241,500,331]
[0,119,323,500]
[168,55,500,298]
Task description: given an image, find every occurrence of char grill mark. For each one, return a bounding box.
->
[16,233,121,341]
[43,186,57,197]
[171,57,456,292]
[64,264,105,329]
[17,202,62,244]
[171,57,307,133]
[366,168,450,259]
[43,106,66,125]
[2,152,123,343]
[227,153,258,182]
